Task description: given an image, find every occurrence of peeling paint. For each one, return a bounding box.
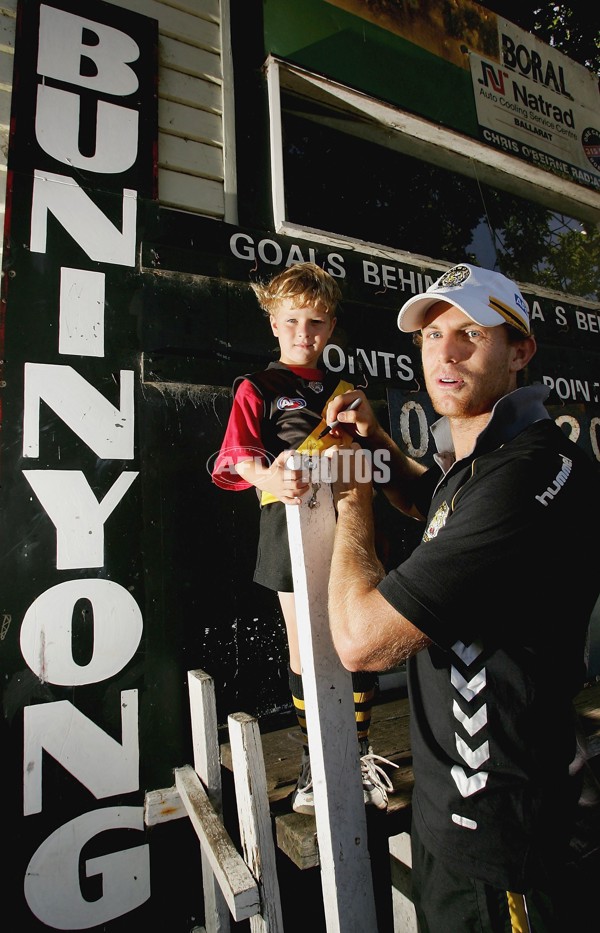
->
[144,381,230,412]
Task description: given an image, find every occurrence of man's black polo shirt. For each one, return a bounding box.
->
[378,385,600,890]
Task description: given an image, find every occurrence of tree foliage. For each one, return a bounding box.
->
[476,1,600,76]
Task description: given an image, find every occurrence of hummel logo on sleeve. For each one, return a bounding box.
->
[535,455,573,506]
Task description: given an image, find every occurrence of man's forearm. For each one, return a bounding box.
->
[329,483,431,673]
[328,489,385,670]
[331,493,384,595]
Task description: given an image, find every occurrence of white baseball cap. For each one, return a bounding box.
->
[397,263,530,335]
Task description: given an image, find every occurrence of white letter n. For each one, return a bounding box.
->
[23,690,139,815]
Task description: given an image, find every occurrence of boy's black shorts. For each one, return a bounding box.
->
[254,501,293,593]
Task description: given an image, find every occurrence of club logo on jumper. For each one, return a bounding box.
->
[277,396,307,411]
[437,265,470,288]
[535,454,573,506]
[307,381,324,393]
[423,501,449,542]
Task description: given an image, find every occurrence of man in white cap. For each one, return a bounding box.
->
[322,263,600,930]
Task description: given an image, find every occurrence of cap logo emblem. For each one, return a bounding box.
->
[436,265,471,288]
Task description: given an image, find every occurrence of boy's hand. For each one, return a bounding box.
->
[268,450,311,505]
[234,449,310,504]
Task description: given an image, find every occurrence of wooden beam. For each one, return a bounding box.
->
[188,669,230,933]
[174,765,260,922]
[144,784,187,825]
[229,712,284,932]
[389,832,418,932]
[286,478,379,931]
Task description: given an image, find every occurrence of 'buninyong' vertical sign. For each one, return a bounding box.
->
[1,1,157,928]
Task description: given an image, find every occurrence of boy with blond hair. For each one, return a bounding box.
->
[212,262,395,813]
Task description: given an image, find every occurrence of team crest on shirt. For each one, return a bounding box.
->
[423,501,449,542]
[277,396,307,410]
[307,381,324,393]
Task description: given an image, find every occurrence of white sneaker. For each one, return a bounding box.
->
[291,749,314,814]
[360,744,397,809]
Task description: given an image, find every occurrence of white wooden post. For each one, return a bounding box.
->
[286,479,378,933]
[228,712,284,932]
[188,669,231,933]
[389,833,418,933]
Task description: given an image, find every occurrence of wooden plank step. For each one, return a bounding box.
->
[221,694,413,870]
[221,693,412,804]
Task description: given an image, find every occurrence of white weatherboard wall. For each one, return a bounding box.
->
[115,0,236,222]
[0,0,235,269]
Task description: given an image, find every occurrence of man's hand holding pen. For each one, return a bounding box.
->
[323,391,378,441]
[322,392,378,510]
[318,397,362,438]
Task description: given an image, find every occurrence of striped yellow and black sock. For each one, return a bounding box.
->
[352,671,377,750]
[288,667,377,751]
[288,666,308,748]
